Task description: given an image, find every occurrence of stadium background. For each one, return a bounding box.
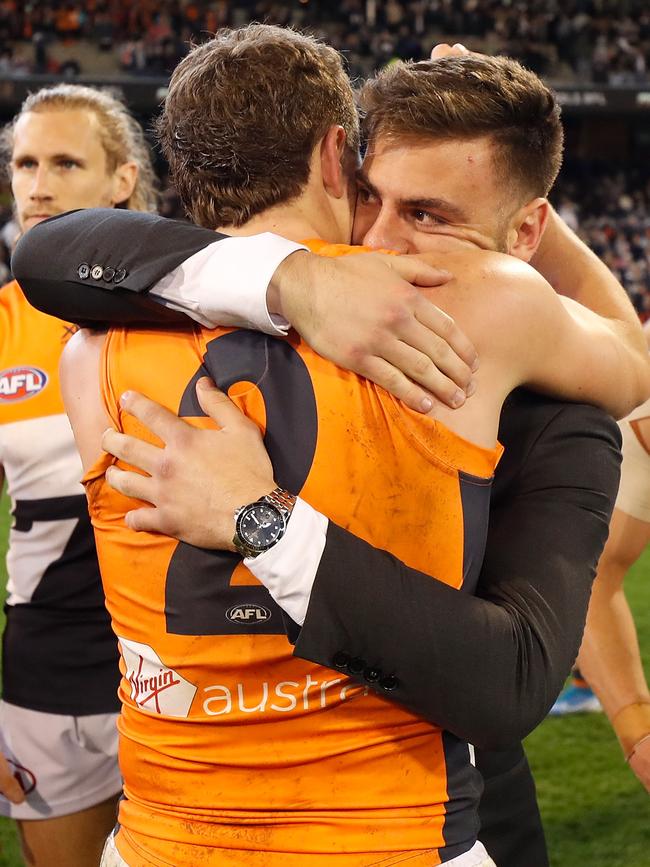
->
[0,1,649,864]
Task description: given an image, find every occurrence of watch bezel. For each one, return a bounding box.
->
[235,500,286,554]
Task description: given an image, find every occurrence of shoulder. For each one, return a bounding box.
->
[432,249,557,339]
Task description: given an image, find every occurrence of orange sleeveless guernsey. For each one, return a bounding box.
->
[84,242,502,866]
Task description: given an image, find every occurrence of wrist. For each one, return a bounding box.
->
[232,487,297,558]
[611,700,650,759]
[267,249,312,322]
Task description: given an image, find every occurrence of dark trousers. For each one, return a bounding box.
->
[476,743,549,867]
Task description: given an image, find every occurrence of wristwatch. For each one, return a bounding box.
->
[232,487,297,558]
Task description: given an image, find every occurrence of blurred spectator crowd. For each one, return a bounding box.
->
[553,167,650,319]
[0,0,648,83]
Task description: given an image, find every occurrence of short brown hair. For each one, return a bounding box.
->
[156,24,359,229]
[359,55,563,202]
[1,84,158,212]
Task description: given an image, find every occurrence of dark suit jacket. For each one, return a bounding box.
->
[13,209,623,867]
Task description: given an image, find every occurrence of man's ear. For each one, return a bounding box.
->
[320,125,348,200]
[506,198,549,262]
[111,161,138,207]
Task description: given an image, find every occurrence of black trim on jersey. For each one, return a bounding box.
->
[457,471,492,593]
[438,731,483,862]
[5,495,120,715]
[2,605,120,715]
[165,331,318,637]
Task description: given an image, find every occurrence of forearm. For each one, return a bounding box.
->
[532,205,640,325]
[532,207,649,405]
[578,586,650,720]
[12,209,303,330]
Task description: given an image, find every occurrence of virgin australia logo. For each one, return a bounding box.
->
[119,637,197,718]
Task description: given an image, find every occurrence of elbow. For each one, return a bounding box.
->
[613,355,650,420]
[465,704,546,751]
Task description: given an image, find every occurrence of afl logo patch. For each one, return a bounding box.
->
[0,367,48,402]
[226,604,272,625]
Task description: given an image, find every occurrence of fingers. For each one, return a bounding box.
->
[195,378,254,431]
[124,506,163,535]
[374,253,452,289]
[359,356,437,414]
[106,465,153,504]
[379,339,472,410]
[120,391,187,444]
[431,42,469,59]
[414,297,480,375]
[0,756,25,805]
[102,429,161,474]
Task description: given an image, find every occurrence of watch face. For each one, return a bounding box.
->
[238,502,285,551]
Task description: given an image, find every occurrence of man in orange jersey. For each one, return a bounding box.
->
[53,27,648,867]
[0,84,158,867]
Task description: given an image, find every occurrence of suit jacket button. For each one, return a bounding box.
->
[379,675,399,691]
[103,266,116,282]
[77,263,90,279]
[348,657,365,674]
[90,264,104,280]
[364,668,381,683]
[332,652,350,671]
[113,268,127,283]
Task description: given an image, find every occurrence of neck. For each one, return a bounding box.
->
[217,190,348,244]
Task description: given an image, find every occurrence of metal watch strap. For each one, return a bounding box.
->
[264,487,297,514]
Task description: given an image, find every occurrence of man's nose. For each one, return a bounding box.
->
[362,213,410,254]
[29,166,54,200]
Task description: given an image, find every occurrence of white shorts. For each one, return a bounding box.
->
[445,841,496,867]
[99,832,496,867]
[0,700,121,820]
[615,402,650,522]
[101,830,125,866]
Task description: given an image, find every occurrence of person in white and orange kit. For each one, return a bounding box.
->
[0,84,156,867]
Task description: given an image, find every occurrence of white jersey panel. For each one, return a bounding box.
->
[0,413,85,605]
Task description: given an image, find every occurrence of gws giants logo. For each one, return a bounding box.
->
[0,367,48,402]
[119,637,197,718]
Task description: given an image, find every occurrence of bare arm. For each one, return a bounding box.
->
[451,255,650,420]
[530,206,649,406]
[58,330,112,473]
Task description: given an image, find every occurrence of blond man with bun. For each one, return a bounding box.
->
[0,84,156,867]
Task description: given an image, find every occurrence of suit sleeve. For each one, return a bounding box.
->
[293,403,622,750]
[11,209,222,325]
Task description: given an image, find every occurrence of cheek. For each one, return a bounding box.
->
[61,176,113,210]
[10,176,26,207]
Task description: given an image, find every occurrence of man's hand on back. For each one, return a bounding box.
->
[268,250,478,414]
[102,381,274,549]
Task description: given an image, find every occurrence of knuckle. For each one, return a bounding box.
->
[157,455,175,481]
[173,426,192,451]
[345,342,368,367]
[436,311,456,338]
[412,355,434,378]
[383,303,411,331]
